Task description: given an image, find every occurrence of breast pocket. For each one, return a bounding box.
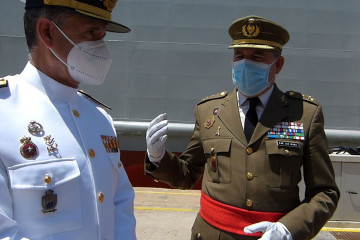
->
[8,158,82,238]
[265,140,303,189]
[203,138,232,184]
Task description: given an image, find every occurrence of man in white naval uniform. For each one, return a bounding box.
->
[0,0,136,239]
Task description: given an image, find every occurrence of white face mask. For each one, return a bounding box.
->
[50,21,112,85]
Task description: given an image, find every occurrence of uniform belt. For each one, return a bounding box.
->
[199,191,286,237]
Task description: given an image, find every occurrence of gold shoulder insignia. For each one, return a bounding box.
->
[0,78,8,88]
[78,90,112,110]
[286,91,319,106]
[197,91,228,105]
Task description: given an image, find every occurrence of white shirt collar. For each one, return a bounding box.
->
[20,62,78,102]
[238,85,274,107]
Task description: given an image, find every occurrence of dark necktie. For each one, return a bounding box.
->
[244,97,260,142]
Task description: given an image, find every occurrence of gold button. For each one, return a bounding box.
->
[247,172,254,180]
[196,233,201,239]
[72,110,80,118]
[284,149,290,155]
[118,162,122,168]
[98,192,104,203]
[246,199,253,207]
[289,91,294,95]
[44,175,52,184]
[246,147,253,155]
[89,149,95,157]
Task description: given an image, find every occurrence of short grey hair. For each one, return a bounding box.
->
[23,7,74,52]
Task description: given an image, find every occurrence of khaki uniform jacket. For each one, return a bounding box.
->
[145,86,340,240]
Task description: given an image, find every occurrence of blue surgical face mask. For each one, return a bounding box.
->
[232,58,277,97]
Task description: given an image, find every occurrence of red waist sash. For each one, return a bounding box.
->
[199,191,286,236]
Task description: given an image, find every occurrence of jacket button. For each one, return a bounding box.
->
[246,199,253,207]
[72,109,80,118]
[98,192,104,203]
[195,233,201,239]
[44,175,52,184]
[247,172,254,180]
[118,162,122,168]
[246,147,253,155]
[89,149,95,157]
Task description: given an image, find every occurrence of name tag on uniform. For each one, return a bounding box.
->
[277,141,299,148]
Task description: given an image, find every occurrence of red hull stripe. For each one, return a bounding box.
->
[199,191,286,236]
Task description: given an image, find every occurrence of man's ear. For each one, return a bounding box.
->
[275,56,285,74]
[36,17,54,49]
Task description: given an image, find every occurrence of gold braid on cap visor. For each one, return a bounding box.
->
[43,0,112,20]
[230,39,283,49]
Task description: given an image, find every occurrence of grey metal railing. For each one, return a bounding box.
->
[114,121,360,147]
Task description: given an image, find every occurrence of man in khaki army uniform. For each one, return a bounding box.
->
[145,16,340,240]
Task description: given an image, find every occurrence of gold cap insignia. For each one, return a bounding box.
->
[103,0,118,12]
[242,18,260,38]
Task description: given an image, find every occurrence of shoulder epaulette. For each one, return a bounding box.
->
[197,91,228,105]
[0,78,8,88]
[78,89,112,110]
[286,90,319,106]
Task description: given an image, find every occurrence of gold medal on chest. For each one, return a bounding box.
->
[20,136,39,159]
[205,116,215,129]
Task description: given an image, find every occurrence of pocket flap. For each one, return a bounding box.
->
[203,138,232,154]
[9,158,80,189]
[266,140,304,157]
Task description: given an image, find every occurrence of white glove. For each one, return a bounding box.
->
[244,221,292,240]
[146,113,168,164]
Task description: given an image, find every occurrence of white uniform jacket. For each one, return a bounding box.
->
[0,62,136,240]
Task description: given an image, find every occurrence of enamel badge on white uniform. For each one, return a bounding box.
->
[268,122,305,140]
[20,136,39,159]
[42,190,57,213]
[101,135,120,153]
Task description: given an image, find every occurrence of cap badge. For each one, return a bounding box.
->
[20,136,39,159]
[103,0,117,12]
[242,18,260,38]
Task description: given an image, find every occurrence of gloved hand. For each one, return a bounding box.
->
[146,113,168,164]
[244,221,292,240]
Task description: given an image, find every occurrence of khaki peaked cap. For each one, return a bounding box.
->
[228,15,289,50]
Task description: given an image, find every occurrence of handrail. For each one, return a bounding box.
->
[114,121,360,146]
